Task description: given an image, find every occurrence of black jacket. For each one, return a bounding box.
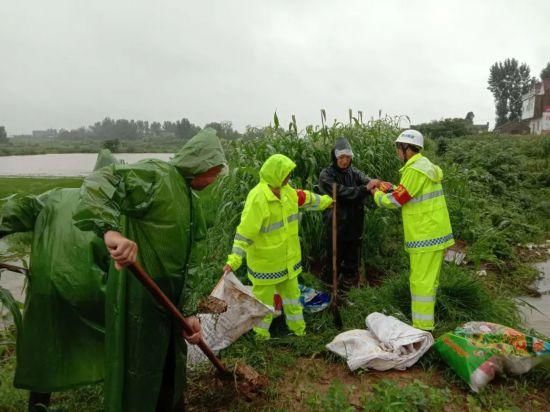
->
[318,138,371,241]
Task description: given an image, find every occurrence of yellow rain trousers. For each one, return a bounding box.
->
[374,153,454,330]
[409,250,445,330]
[226,154,332,338]
[252,277,304,338]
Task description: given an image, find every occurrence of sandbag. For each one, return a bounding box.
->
[434,321,550,392]
[187,272,273,366]
[326,312,434,371]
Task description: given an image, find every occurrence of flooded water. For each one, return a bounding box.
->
[519,260,550,337]
[0,153,173,176]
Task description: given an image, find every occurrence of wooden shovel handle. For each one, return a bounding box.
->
[332,183,338,302]
[127,262,229,375]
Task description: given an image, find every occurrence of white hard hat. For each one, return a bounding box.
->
[395,129,424,148]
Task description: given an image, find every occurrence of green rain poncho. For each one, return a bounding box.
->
[0,150,121,392]
[72,128,226,411]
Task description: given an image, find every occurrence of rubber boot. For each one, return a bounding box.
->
[28,392,51,412]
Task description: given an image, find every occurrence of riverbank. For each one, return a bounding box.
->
[0,137,184,157]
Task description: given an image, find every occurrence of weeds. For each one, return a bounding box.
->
[363,379,451,411]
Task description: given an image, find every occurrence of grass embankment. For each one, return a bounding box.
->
[0,177,83,198]
[1,127,549,410]
[0,136,184,156]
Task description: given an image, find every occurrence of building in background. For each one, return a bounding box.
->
[31,129,58,139]
[521,79,550,135]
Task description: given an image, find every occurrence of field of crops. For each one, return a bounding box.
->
[1,119,549,410]
[190,120,550,304]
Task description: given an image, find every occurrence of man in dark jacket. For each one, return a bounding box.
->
[318,138,379,292]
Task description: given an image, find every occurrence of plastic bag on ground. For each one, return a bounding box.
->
[273,284,330,316]
[434,321,550,392]
[326,312,434,371]
[187,272,273,367]
[299,284,331,313]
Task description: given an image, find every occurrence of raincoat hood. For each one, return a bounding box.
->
[260,154,296,188]
[331,138,354,166]
[93,149,121,171]
[169,127,227,178]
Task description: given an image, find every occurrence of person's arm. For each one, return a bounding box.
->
[0,192,49,237]
[318,169,369,201]
[73,163,156,269]
[373,169,423,209]
[355,168,373,186]
[224,192,265,272]
[296,189,333,211]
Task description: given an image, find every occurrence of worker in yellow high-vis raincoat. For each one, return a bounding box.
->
[224,154,332,339]
[370,130,454,331]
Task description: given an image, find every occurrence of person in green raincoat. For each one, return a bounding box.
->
[0,149,120,410]
[0,131,226,411]
[72,128,227,411]
[223,154,332,339]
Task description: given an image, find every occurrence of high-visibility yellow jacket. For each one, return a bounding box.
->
[374,153,454,254]
[226,154,332,285]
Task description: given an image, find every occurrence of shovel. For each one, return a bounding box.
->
[127,263,267,398]
[331,183,343,329]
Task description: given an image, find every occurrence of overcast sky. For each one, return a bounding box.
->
[1,0,548,135]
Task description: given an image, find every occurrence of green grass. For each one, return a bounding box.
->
[0,331,104,411]
[0,177,83,199]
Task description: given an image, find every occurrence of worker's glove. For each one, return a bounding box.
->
[378,182,394,193]
[366,179,381,191]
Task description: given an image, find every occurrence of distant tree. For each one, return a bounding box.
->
[136,120,146,137]
[204,121,241,140]
[541,62,550,80]
[90,118,115,139]
[175,118,200,139]
[465,112,475,125]
[58,127,88,140]
[163,121,176,134]
[243,125,265,139]
[113,119,138,140]
[412,118,470,139]
[150,122,162,135]
[0,126,8,143]
[488,58,534,126]
[102,138,120,152]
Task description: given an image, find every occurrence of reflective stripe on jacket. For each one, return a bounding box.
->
[374,153,454,253]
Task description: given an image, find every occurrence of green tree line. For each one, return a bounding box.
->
[3,118,263,142]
